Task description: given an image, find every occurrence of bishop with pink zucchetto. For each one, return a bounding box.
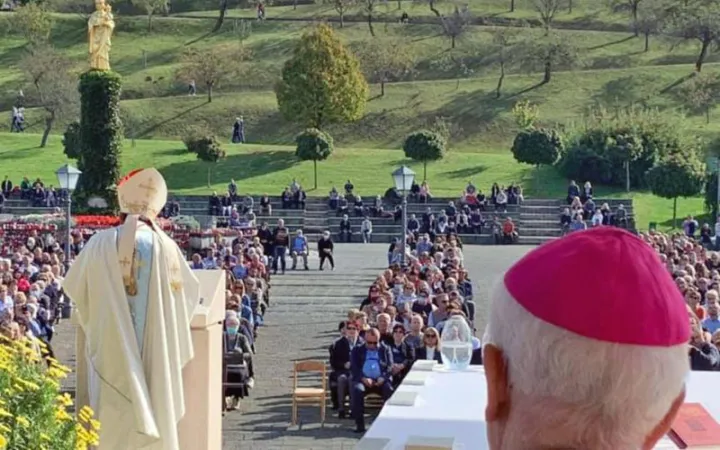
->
[64,168,200,450]
[483,227,690,450]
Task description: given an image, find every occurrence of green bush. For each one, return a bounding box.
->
[510,128,564,167]
[183,133,226,187]
[76,70,123,209]
[403,129,446,181]
[295,128,334,189]
[62,121,81,160]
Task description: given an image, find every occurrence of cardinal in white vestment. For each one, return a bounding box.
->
[63,168,200,450]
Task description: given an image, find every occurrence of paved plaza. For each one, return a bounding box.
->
[52,244,533,450]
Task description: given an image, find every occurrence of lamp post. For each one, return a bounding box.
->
[391,166,416,266]
[55,164,82,271]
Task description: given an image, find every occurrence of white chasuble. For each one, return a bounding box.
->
[63,223,200,450]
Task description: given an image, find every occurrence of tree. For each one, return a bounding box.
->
[325,0,355,27]
[214,0,229,32]
[533,0,562,35]
[62,121,81,159]
[611,0,643,35]
[520,32,578,84]
[131,0,167,30]
[646,153,706,227]
[403,130,447,181]
[354,38,415,96]
[19,45,79,148]
[184,134,227,187]
[442,5,472,49]
[363,0,378,36]
[666,0,720,72]
[176,45,242,103]
[635,1,663,51]
[276,24,368,130]
[429,51,474,90]
[511,128,564,168]
[511,99,540,129]
[681,72,719,123]
[296,128,334,190]
[13,3,53,44]
[491,27,520,98]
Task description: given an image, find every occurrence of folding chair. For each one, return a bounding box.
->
[291,360,327,426]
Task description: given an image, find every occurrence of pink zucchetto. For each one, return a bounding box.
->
[503,227,690,347]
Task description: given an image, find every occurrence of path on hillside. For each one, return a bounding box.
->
[53,244,531,449]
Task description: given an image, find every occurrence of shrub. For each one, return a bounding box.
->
[403,129,446,181]
[295,128,334,189]
[62,121,81,160]
[511,128,564,167]
[183,134,226,187]
[0,337,100,449]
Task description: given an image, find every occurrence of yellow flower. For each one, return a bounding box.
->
[0,433,6,448]
[0,408,12,418]
[89,419,101,431]
[55,407,73,422]
[15,377,40,391]
[0,423,11,433]
[15,416,30,428]
[40,433,51,441]
[57,393,74,407]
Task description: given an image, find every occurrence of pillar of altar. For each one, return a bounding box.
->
[178,269,226,450]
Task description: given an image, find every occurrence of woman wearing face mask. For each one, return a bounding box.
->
[223,315,255,410]
[412,288,434,319]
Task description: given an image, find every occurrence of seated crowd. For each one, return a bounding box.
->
[1,175,66,210]
[561,180,630,233]
[328,235,480,432]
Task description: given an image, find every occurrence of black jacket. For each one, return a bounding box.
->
[340,219,351,231]
[330,336,364,372]
[415,346,443,364]
[690,343,720,371]
[318,237,334,254]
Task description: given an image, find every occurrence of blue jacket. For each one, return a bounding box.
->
[350,342,394,383]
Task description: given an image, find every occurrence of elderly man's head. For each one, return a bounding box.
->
[377,313,391,333]
[483,228,688,450]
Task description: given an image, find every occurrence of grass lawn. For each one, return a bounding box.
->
[0,132,707,230]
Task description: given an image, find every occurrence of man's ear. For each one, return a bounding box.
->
[642,388,685,450]
[484,344,510,422]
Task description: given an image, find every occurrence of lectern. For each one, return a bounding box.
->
[178,269,225,450]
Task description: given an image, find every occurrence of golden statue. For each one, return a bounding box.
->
[88,0,115,71]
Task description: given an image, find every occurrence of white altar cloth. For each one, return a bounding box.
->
[363,367,720,450]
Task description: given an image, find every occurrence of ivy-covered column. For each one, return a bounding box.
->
[77,70,123,209]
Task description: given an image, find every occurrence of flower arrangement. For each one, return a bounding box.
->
[0,338,100,450]
[72,215,121,228]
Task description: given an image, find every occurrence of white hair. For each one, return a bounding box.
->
[484,283,689,449]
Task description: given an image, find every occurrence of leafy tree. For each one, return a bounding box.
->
[665,0,720,72]
[325,0,355,27]
[62,121,82,160]
[520,32,578,84]
[441,5,472,49]
[131,0,167,30]
[403,129,447,181]
[646,153,706,227]
[184,134,227,187]
[511,128,564,168]
[296,128,334,189]
[490,27,521,98]
[13,3,53,44]
[19,45,78,148]
[511,99,539,129]
[635,1,663,51]
[354,38,415,96]
[176,45,243,103]
[276,24,368,130]
[681,72,719,123]
[533,0,562,35]
[705,137,720,218]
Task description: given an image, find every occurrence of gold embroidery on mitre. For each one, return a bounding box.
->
[138,178,158,198]
[170,280,183,293]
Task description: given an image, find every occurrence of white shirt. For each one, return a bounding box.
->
[361,220,372,233]
[426,347,435,361]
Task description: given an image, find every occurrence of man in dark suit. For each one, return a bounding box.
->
[329,321,364,418]
[350,328,393,433]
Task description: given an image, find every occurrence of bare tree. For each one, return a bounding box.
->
[131,0,168,30]
[214,0,230,32]
[354,38,415,95]
[533,0,562,35]
[491,27,520,98]
[666,0,720,72]
[520,32,578,84]
[363,0,378,36]
[415,0,443,17]
[635,0,662,51]
[611,0,644,35]
[326,0,356,27]
[19,45,79,148]
[176,45,246,102]
[441,5,471,48]
[682,73,719,123]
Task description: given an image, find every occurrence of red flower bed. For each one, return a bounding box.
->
[73,215,122,227]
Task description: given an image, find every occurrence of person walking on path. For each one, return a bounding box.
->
[318,231,335,271]
[232,116,245,144]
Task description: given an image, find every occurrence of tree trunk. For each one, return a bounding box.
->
[632,5,638,36]
[429,0,441,16]
[625,160,630,192]
[294,0,298,9]
[543,59,552,83]
[313,160,318,190]
[207,165,212,188]
[397,0,401,9]
[213,0,229,32]
[496,60,505,98]
[456,77,460,90]
[451,35,456,48]
[707,106,711,124]
[339,10,344,27]
[368,13,375,36]
[423,161,427,182]
[673,197,677,228]
[207,83,213,103]
[148,13,153,31]
[644,32,649,52]
[696,38,711,72]
[40,114,54,148]
[381,79,385,96]
[509,0,514,12]
[567,0,572,13]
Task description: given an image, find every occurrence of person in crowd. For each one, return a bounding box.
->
[353,195,364,217]
[581,181,593,203]
[591,208,604,227]
[318,230,335,271]
[702,300,720,334]
[339,214,352,243]
[290,229,309,271]
[614,204,628,228]
[328,187,340,210]
[350,328,393,433]
[1,176,12,197]
[683,215,699,239]
[208,191,222,216]
[570,214,587,232]
[566,180,580,204]
[344,180,354,196]
[387,324,415,388]
[560,208,572,235]
[223,314,254,410]
[330,320,363,419]
[272,219,289,275]
[361,216,372,244]
[258,193,271,216]
[232,117,245,144]
[414,326,442,363]
[221,193,233,216]
[502,217,517,244]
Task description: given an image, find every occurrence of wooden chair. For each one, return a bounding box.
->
[291,360,327,426]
